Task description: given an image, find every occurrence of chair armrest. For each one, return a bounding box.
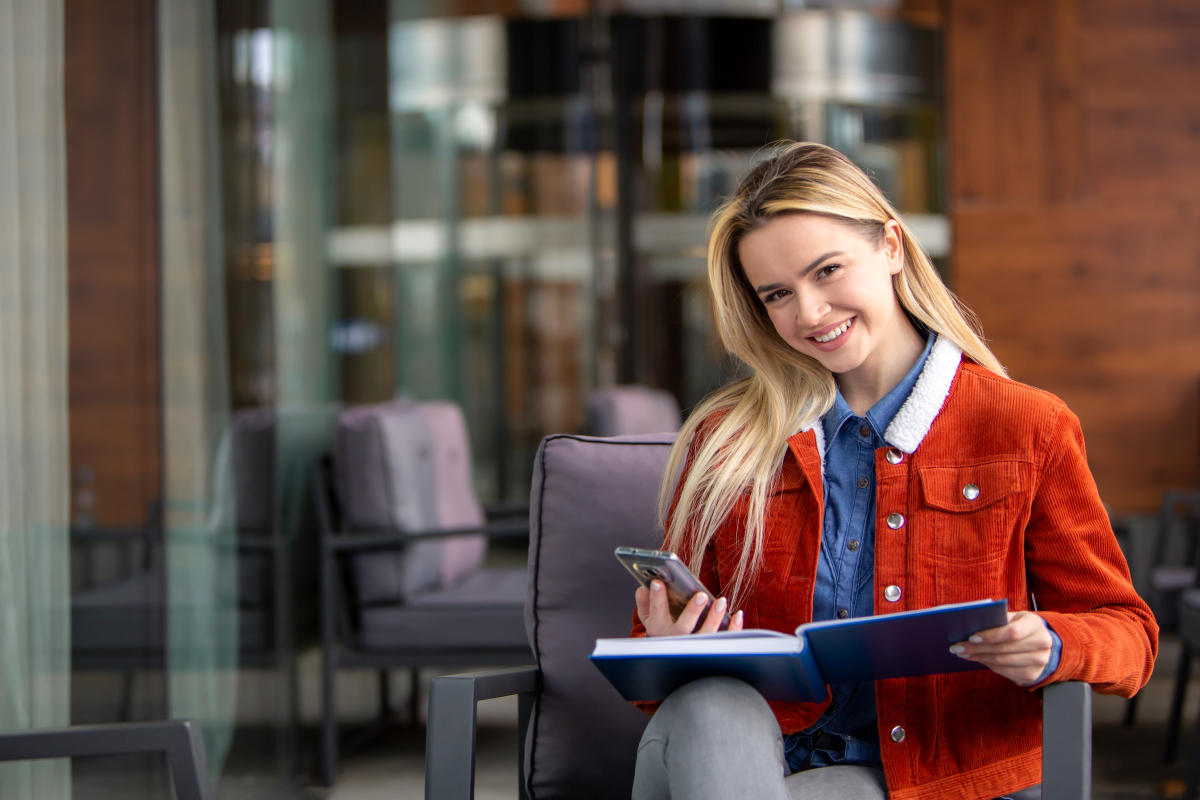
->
[324,520,529,554]
[0,719,214,800]
[485,502,530,519]
[426,666,540,800]
[1042,682,1091,800]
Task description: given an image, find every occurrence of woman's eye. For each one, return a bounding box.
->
[764,289,789,304]
[817,264,841,278]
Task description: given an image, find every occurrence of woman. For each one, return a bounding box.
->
[629,143,1157,800]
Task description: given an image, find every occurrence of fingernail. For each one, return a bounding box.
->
[969,635,983,644]
[949,645,965,654]
[716,597,728,610]
[651,581,662,592]
[735,611,744,623]
[694,593,708,605]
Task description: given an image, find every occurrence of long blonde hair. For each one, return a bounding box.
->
[661,142,1005,604]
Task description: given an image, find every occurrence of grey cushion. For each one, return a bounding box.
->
[358,567,528,651]
[335,400,442,604]
[523,433,676,800]
[584,386,682,437]
[72,571,163,652]
[334,400,490,607]
[72,569,273,655]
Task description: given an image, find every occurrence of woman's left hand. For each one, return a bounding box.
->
[950,611,1053,686]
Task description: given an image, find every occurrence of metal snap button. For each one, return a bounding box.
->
[884,585,902,602]
[891,725,906,743]
[886,448,904,464]
[837,609,849,619]
[847,539,860,552]
[963,484,980,501]
[857,477,869,489]
[859,425,870,437]
[886,513,905,529]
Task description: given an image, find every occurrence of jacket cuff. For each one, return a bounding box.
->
[1029,619,1062,686]
[1027,610,1082,689]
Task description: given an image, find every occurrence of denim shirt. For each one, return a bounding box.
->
[782,334,1063,774]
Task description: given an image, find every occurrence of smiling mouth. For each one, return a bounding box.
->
[811,317,854,344]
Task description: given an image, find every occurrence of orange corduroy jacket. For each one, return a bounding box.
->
[631,338,1158,800]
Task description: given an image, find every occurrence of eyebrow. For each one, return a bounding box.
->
[753,250,844,295]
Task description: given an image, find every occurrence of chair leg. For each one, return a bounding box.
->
[1123,691,1139,728]
[320,648,337,785]
[119,670,136,722]
[409,668,421,727]
[1167,646,1194,763]
[379,670,391,720]
[1186,707,1200,800]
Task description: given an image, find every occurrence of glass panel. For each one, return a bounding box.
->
[0,2,71,798]
[379,11,604,501]
[158,0,239,781]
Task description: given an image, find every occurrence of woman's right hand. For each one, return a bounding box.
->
[635,581,744,637]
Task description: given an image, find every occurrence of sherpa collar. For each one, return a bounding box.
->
[799,334,963,460]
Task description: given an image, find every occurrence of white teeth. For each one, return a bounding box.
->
[814,319,852,343]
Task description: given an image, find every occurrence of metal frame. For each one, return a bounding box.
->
[311,455,533,786]
[424,673,1091,800]
[0,719,214,800]
[1042,682,1092,800]
[425,666,539,800]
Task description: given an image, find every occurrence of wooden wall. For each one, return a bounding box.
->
[65,0,162,528]
[946,0,1200,512]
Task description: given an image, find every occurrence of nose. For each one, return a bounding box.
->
[794,289,828,329]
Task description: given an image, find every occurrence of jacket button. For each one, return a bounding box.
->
[837,609,849,619]
[847,539,860,551]
[963,484,980,500]
[884,585,902,602]
[891,725,906,743]
[857,477,869,489]
[859,425,870,437]
[886,448,904,464]
[886,513,904,529]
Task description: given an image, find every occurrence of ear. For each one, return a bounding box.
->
[882,219,905,276]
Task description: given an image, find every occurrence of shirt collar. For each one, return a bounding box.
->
[821,333,937,454]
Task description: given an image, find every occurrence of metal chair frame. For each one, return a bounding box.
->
[311,454,533,786]
[0,719,215,800]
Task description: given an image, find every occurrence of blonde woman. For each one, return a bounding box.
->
[629,143,1156,800]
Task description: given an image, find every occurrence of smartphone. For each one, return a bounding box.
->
[615,546,731,631]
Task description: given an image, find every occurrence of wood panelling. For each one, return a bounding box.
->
[65,0,161,527]
[948,0,1200,511]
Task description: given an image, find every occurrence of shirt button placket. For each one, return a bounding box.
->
[877,446,909,615]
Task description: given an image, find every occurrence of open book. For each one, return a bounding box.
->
[591,598,1008,702]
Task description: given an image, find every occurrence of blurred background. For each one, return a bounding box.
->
[1,0,1198,797]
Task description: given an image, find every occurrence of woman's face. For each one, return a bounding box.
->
[738,213,908,380]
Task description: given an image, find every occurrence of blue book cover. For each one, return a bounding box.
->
[590,599,1008,702]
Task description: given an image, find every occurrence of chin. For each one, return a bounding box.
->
[809,348,866,375]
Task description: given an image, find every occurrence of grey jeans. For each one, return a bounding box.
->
[631,676,1043,800]
[631,677,888,800]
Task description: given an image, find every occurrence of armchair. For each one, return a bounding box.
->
[313,399,533,786]
[424,433,1095,800]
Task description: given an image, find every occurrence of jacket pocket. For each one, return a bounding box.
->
[918,461,1022,566]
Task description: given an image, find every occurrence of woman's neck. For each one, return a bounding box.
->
[835,315,928,417]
